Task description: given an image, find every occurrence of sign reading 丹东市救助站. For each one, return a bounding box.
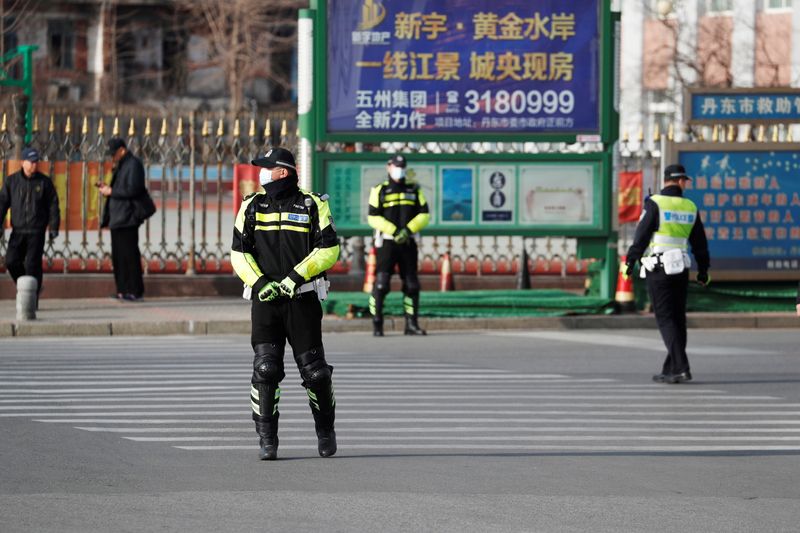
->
[678,148,800,273]
[687,89,800,123]
[325,0,603,138]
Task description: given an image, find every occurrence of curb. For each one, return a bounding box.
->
[0,313,796,338]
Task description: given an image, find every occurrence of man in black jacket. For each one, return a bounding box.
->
[100,137,146,301]
[367,154,431,336]
[625,164,710,384]
[0,147,60,300]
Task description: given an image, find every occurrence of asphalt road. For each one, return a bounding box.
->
[1,329,799,532]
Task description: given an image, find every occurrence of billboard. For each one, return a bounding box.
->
[678,146,800,274]
[324,0,604,139]
[320,154,606,235]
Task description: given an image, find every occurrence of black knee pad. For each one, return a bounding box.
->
[402,275,420,296]
[252,343,285,384]
[373,272,391,295]
[295,346,333,388]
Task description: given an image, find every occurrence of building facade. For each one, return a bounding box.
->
[621,0,799,149]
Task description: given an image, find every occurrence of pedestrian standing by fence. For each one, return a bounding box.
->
[367,154,431,336]
[625,164,710,384]
[100,137,150,302]
[231,147,340,461]
[0,147,60,306]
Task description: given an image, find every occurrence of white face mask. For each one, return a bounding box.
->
[390,167,406,180]
[259,168,272,186]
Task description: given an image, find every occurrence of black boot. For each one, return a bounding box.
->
[258,435,279,460]
[312,409,337,458]
[255,420,279,460]
[317,428,337,457]
[373,317,384,337]
[404,315,426,335]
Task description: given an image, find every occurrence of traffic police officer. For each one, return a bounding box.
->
[0,147,60,301]
[625,164,710,384]
[231,147,340,460]
[368,154,430,336]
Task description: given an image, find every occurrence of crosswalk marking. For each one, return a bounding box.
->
[487,331,776,356]
[1,337,797,456]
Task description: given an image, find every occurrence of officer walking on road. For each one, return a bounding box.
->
[0,147,60,302]
[625,164,710,384]
[368,154,431,336]
[231,147,340,460]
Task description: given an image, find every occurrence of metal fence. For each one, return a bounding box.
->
[0,107,605,279]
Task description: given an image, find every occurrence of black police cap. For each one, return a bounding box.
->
[251,147,296,170]
[387,154,407,168]
[664,164,691,180]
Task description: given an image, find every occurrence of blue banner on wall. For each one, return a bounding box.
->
[327,0,601,135]
[679,150,800,271]
[690,92,800,122]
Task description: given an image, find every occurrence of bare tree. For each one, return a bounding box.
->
[1,0,42,58]
[175,0,305,114]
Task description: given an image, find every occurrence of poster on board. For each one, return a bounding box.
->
[518,164,594,225]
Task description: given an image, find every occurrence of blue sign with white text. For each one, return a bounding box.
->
[326,0,601,135]
[679,150,800,271]
[690,93,800,122]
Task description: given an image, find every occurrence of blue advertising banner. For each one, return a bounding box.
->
[679,150,800,272]
[689,92,800,122]
[326,0,601,135]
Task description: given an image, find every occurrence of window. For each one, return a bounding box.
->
[707,0,733,12]
[48,20,75,69]
[766,0,792,9]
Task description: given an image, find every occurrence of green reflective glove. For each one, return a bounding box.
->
[257,281,281,302]
[277,277,297,298]
[394,227,410,244]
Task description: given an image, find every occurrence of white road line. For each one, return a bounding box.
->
[0,376,582,385]
[486,331,775,356]
[0,389,761,399]
[4,401,790,409]
[74,426,800,434]
[6,408,800,416]
[174,444,800,452]
[0,386,730,398]
[9,410,800,418]
[0,363,464,370]
[0,368,516,376]
[32,417,800,425]
[127,435,800,442]
[0,387,780,402]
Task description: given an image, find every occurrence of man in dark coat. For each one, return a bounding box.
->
[100,137,146,301]
[0,147,60,300]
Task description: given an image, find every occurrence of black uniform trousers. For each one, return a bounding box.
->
[5,230,46,294]
[250,292,335,437]
[646,267,690,375]
[110,227,144,297]
[372,239,420,317]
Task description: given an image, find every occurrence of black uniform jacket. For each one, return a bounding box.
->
[0,170,60,233]
[367,178,430,236]
[626,184,710,273]
[101,152,147,229]
[231,179,339,294]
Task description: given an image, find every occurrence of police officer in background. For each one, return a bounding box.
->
[0,147,60,301]
[625,164,710,384]
[368,154,431,337]
[231,147,340,460]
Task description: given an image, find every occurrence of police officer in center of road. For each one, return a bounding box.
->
[625,164,710,384]
[231,147,340,461]
[368,154,431,337]
[0,147,60,303]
